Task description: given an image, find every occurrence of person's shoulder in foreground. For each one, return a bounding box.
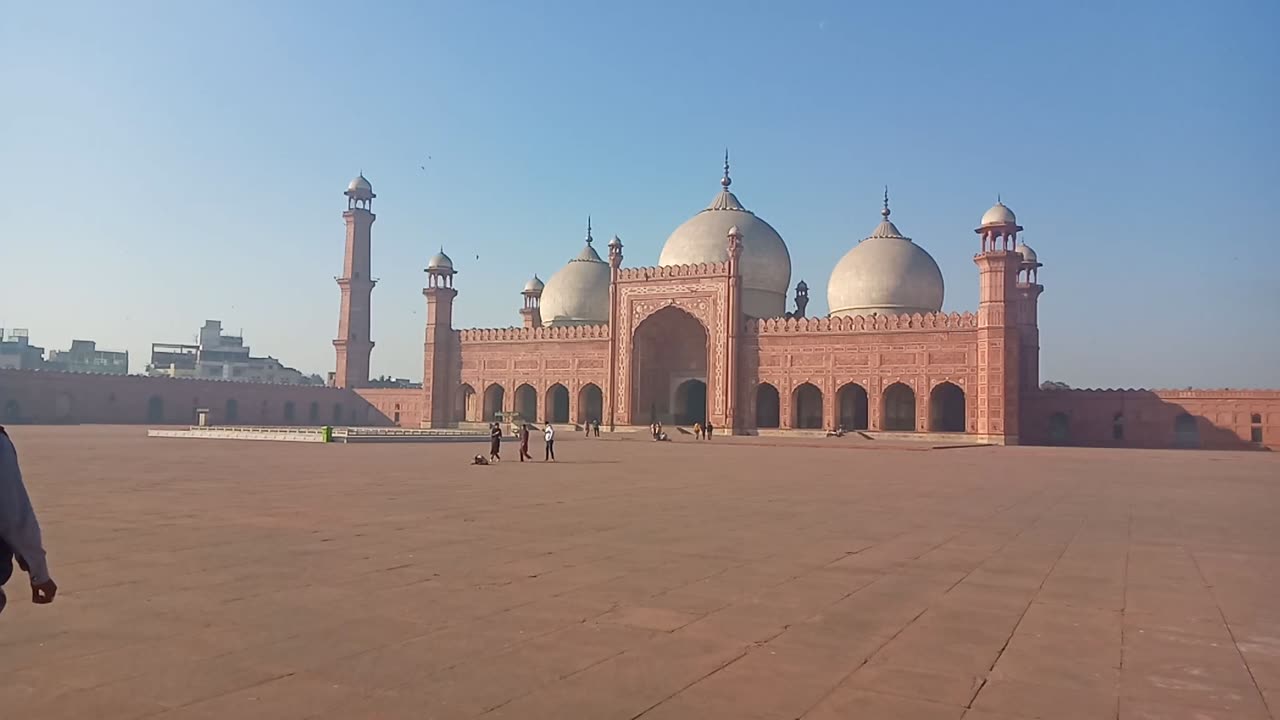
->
[0,427,58,615]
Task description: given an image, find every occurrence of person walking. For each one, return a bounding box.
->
[489,422,502,462]
[593,419,601,437]
[518,424,532,462]
[705,421,714,439]
[0,426,57,616]
[544,422,556,461]
[693,422,703,440]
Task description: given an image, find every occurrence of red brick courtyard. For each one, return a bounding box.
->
[1,426,1278,719]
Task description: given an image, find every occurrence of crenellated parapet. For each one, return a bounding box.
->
[458,324,610,343]
[749,311,979,335]
[617,262,731,282]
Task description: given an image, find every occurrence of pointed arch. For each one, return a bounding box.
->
[836,383,868,430]
[482,384,505,422]
[457,384,476,422]
[1174,413,1200,448]
[755,383,780,428]
[927,382,965,432]
[226,398,240,424]
[576,383,602,424]
[514,383,537,422]
[882,383,916,431]
[546,383,570,423]
[792,383,823,429]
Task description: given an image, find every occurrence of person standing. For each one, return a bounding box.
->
[705,421,714,439]
[0,426,57,616]
[489,422,502,462]
[518,424,532,462]
[693,422,703,440]
[593,419,601,437]
[544,422,556,461]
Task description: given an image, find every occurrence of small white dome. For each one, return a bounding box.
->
[523,275,545,293]
[427,249,454,272]
[1015,242,1038,264]
[827,205,944,318]
[657,163,791,318]
[347,174,373,197]
[539,229,610,327]
[980,200,1016,227]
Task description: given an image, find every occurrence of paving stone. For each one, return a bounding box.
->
[3,427,1278,719]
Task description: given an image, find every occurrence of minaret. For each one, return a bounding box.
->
[422,249,457,428]
[1014,241,1044,392]
[520,275,545,329]
[793,281,809,317]
[725,225,744,434]
[333,174,376,388]
[973,198,1023,444]
[606,233,624,431]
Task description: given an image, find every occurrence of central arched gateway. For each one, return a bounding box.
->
[632,306,709,426]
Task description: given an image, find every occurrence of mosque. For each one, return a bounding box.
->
[335,161,1277,448]
[0,162,1274,450]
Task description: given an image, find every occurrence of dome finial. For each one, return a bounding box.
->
[997,193,1002,204]
[721,148,732,189]
[586,215,593,244]
[882,186,891,218]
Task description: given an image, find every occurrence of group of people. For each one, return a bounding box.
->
[582,419,601,437]
[0,426,57,616]
[649,422,669,441]
[691,421,715,440]
[476,421,556,464]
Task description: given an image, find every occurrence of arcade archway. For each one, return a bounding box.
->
[674,379,708,426]
[755,383,780,428]
[632,306,708,426]
[1174,413,1200,448]
[457,384,476,422]
[836,383,868,430]
[546,384,570,423]
[883,383,916,431]
[928,382,966,432]
[514,384,537,422]
[482,384,505,421]
[577,384,602,424]
[793,383,823,429]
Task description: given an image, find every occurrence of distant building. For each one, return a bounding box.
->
[46,340,129,375]
[367,376,422,389]
[0,329,46,370]
[147,320,307,384]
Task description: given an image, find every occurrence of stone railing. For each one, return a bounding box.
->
[458,324,610,343]
[617,262,730,281]
[750,311,979,335]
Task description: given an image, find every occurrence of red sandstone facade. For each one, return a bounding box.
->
[2,178,1277,451]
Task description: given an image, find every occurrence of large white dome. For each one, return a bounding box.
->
[827,203,944,318]
[539,225,610,327]
[657,163,791,318]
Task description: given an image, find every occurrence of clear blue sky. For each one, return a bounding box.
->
[2,0,1277,389]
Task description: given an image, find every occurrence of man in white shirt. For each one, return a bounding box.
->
[543,423,556,462]
[0,427,57,616]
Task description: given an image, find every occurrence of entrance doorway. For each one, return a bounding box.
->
[632,306,709,426]
[928,382,966,432]
[755,383,780,428]
[546,384,570,423]
[836,383,868,430]
[674,379,707,426]
[883,383,916,431]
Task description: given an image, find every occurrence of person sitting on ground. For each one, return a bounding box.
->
[472,454,490,465]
